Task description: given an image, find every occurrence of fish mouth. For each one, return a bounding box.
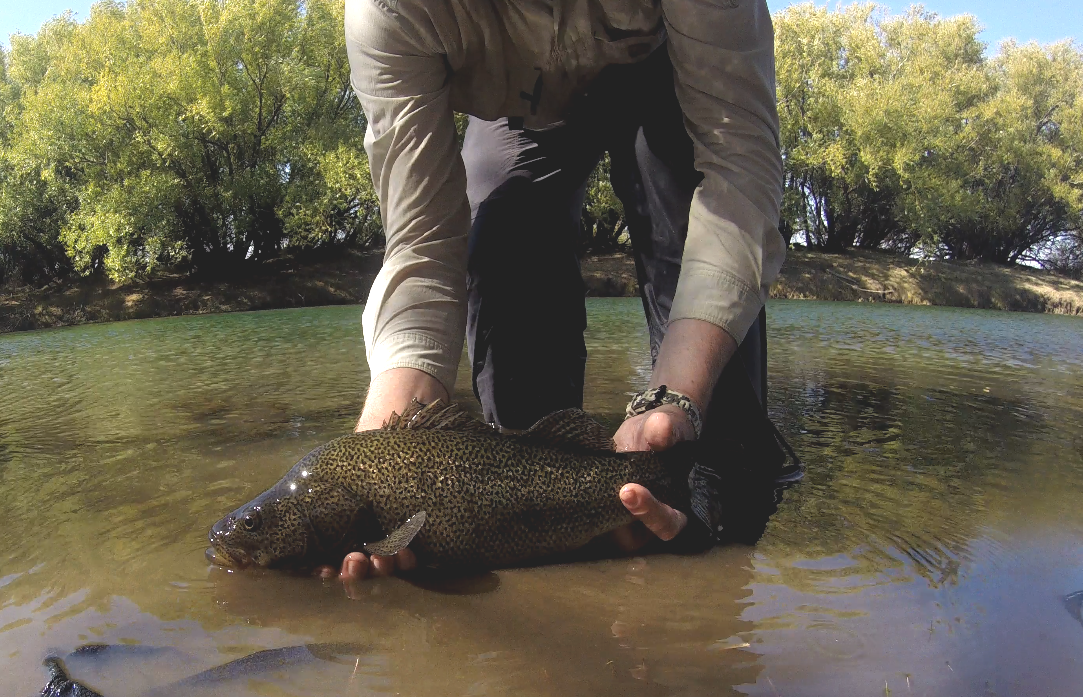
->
[205,546,250,569]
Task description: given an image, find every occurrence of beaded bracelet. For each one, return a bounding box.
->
[624,384,702,440]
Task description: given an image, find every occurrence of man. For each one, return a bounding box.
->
[328,0,788,582]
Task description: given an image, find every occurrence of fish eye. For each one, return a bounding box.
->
[241,511,262,532]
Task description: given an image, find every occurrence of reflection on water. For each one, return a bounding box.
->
[2,300,1083,696]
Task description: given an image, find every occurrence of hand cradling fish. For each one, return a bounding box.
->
[206,400,700,571]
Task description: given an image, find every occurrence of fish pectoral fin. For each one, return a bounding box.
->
[518,409,615,454]
[362,511,426,557]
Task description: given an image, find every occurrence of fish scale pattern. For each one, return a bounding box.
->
[209,402,692,570]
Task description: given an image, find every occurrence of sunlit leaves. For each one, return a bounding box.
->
[0,0,374,284]
[2,1,1080,285]
[775,3,1083,264]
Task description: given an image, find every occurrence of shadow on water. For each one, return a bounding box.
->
[401,569,503,595]
[764,371,1061,589]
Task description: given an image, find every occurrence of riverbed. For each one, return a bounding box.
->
[1,299,1081,696]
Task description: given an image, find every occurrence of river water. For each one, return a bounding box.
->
[1,299,1082,696]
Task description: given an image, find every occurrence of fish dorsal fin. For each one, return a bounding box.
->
[363,511,426,556]
[518,409,616,454]
[382,399,496,435]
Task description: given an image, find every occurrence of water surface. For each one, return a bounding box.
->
[1,300,1082,696]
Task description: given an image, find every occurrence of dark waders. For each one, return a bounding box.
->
[463,47,796,542]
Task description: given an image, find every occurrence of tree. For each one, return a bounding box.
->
[775,3,898,252]
[2,0,379,284]
[0,18,83,285]
[2,1,1081,285]
[579,155,630,254]
[774,4,988,254]
[904,40,1083,263]
[775,3,1082,265]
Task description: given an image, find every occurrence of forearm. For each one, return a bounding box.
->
[355,367,448,432]
[347,0,470,415]
[649,318,736,414]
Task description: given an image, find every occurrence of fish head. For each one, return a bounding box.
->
[206,486,311,569]
[207,476,381,571]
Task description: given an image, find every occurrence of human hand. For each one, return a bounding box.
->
[320,367,443,591]
[315,549,417,594]
[608,405,693,550]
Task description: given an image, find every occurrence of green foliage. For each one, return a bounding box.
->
[910,40,1083,263]
[775,4,1083,264]
[0,17,82,285]
[0,0,376,285]
[580,155,630,254]
[1,1,1081,287]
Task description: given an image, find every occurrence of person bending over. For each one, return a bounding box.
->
[328,0,788,582]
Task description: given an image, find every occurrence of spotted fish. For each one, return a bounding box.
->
[40,643,369,697]
[206,400,697,571]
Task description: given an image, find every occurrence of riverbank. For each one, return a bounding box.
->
[0,248,383,334]
[2,247,1081,333]
[582,249,1083,316]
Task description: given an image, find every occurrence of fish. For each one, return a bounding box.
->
[41,643,369,697]
[42,656,105,697]
[206,400,697,571]
[1065,590,1083,628]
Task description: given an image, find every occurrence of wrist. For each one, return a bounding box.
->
[626,386,703,440]
[649,318,737,414]
[356,367,449,432]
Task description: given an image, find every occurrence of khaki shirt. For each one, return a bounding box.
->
[345,0,786,391]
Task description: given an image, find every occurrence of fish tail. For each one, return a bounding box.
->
[42,656,69,682]
[41,656,106,697]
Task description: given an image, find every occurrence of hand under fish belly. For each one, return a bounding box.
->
[207,401,697,574]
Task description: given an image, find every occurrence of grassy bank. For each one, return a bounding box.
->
[2,248,1081,334]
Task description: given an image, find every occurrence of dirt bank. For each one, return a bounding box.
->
[0,248,383,334]
[770,248,1083,315]
[3,247,1081,334]
[584,249,1083,316]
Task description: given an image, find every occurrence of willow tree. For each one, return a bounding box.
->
[775,3,885,251]
[774,4,988,253]
[902,41,1083,263]
[0,19,81,285]
[776,3,1082,264]
[3,0,378,283]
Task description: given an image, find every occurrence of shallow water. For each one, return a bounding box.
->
[2,299,1082,696]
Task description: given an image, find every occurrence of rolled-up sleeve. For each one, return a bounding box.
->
[662,0,786,343]
[345,0,470,391]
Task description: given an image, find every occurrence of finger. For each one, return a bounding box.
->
[620,483,687,541]
[339,552,370,582]
[395,548,417,572]
[315,565,337,579]
[370,554,396,577]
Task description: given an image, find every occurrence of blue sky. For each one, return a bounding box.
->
[1,0,1079,49]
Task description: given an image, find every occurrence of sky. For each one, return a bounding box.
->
[0,0,1079,49]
